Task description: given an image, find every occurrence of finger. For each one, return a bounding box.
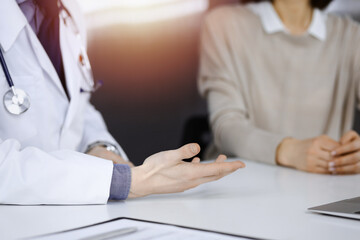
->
[316,149,334,162]
[340,130,359,145]
[333,162,360,175]
[215,154,227,163]
[192,157,201,163]
[329,151,360,168]
[318,135,340,151]
[187,164,245,189]
[165,144,200,162]
[195,161,245,178]
[187,173,232,189]
[314,158,329,168]
[311,167,330,175]
[332,139,360,157]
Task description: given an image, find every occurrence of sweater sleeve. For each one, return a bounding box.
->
[198,10,287,165]
[352,21,360,109]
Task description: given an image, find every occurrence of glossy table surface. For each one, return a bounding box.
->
[1,159,360,240]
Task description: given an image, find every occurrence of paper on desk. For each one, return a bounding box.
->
[32,218,249,240]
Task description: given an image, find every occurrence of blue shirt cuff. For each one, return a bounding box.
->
[109,164,131,200]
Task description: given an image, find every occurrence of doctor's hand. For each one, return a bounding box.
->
[330,131,360,174]
[128,143,245,198]
[276,136,339,174]
[87,146,135,168]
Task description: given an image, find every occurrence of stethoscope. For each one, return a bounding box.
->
[0,50,30,115]
[0,1,100,115]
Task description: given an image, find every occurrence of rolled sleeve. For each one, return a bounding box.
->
[109,164,132,200]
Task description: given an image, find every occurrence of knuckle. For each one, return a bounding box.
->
[307,146,317,156]
[312,138,320,145]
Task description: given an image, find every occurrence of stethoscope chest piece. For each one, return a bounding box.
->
[3,88,30,115]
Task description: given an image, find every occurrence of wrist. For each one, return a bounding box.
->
[276,137,296,167]
[128,166,149,199]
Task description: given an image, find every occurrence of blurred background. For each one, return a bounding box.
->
[77,0,360,166]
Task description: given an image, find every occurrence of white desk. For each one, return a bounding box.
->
[1,159,360,240]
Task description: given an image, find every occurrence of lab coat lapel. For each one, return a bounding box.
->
[60,18,80,130]
[26,27,68,98]
[0,0,27,51]
[1,0,68,98]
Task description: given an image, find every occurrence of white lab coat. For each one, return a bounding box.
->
[0,0,127,205]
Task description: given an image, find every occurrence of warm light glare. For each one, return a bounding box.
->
[78,0,209,27]
[117,0,184,8]
[79,0,189,13]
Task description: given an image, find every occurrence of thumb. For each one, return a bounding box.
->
[165,143,200,162]
[340,131,358,145]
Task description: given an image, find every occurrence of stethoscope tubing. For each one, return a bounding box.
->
[0,49,14,88]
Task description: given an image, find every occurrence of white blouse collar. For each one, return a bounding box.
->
[246,2,327,41]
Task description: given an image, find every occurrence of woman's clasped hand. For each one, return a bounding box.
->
[277,131,360,175]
